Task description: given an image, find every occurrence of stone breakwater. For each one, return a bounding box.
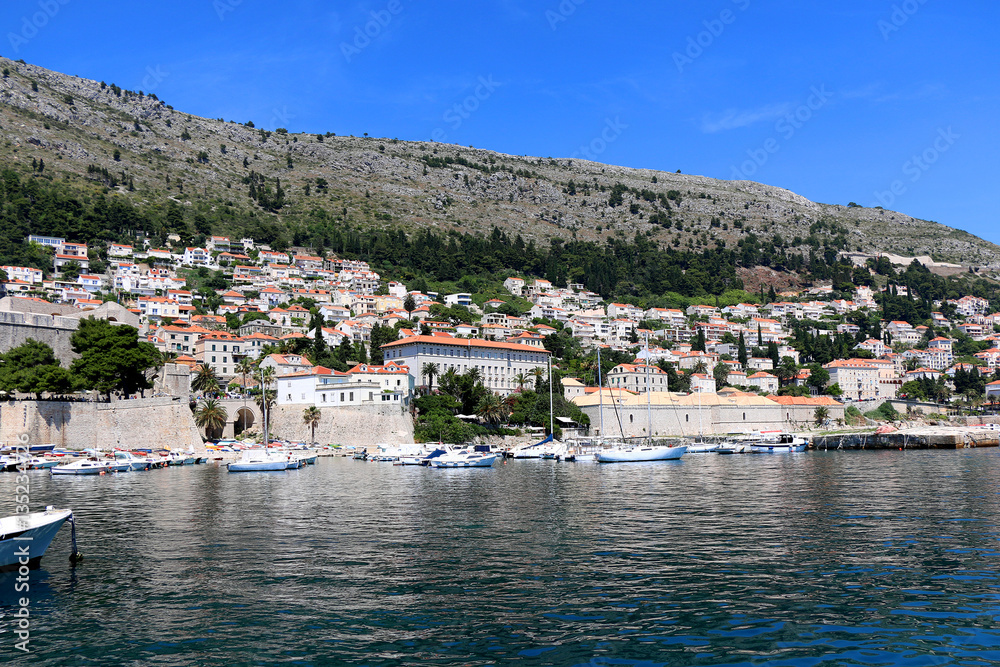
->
[0,398,204,452]
[812,428,1000,450]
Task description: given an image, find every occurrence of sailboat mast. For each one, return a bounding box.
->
[597,347,604,438]
[548,355,554,438]
[645,333,652,440]
[261,368,269,446]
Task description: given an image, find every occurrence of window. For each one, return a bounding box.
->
[340,393,345,402]
[212,344,217,352]
[211,356,216,363]
[350,392,354,401]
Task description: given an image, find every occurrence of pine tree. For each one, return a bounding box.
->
[737,331,748,367]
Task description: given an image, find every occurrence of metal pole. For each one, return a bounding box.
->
[548,355,554,438]
[597,347,604,438]
[645,333,652,440]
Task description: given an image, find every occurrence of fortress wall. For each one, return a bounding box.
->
[0,398,204,452]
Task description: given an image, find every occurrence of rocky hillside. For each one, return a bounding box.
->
[1,56,997,269]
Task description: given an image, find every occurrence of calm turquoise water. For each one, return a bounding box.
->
[3,450,1000,666]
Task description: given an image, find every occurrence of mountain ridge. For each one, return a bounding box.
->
[1,56,997,274]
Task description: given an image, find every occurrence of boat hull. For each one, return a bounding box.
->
[596,445,687,462]
[431,453,499,468]
[0,509,72,572]
[228,461,288,472]
[51,461,109,475]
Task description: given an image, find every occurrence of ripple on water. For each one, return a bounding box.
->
[4,451,1000,665]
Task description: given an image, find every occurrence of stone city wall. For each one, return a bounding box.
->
[0,398,204,452]
[266,403,414,447]
[581,402,841,437]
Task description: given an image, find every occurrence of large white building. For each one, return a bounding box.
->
[381,333,551,395]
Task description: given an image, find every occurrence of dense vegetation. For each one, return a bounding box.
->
[3,165,1000,311]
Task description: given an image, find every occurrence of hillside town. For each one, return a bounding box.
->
[3,233,999,428]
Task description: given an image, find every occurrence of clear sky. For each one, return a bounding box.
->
[6,0,999,244]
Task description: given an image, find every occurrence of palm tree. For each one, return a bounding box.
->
[194,398,228,439]
[814,405,830,426]
[476,391,508,425]
[530,366,545,389]
[236,358,254,395]
[421,362,439,390]
[514,372,529,391]
[303,406,321,444]
[191,364,221,396]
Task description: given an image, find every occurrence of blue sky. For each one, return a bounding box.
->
[6,0,999,244]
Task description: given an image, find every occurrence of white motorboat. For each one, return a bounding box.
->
[106,460,133,472]
[227,449,289,472]
[596,443,687,462]
[0,507,79,572]
[51,459,110,475]
[430,449,499,468]
[750,433,809,453]
[114,451,152,471]
[398,447,451,466]
[686,440,720,454]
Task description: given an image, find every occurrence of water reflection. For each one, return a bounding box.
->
[1,451,1000,665]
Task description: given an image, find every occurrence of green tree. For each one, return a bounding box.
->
[0,339,76,399]
[814,406,830,425]
[303,406,321,443]
[805,364,830,393]
[60,260,83,281]
[113,149,121,162]
[737,331,748,366]
[194,398,228,439]
[191,364,221,395]
[421,362,440,390]
[514,372,529,391]
[403,293,416,318]
[712,361,729,390]
[69,318,161,400]
[476,391,508,425]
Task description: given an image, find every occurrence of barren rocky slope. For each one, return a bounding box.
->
[1,56,997,269]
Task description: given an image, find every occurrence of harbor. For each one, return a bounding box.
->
[4,449,1000,665]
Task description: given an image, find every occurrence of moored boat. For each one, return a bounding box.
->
[227,449,288,472]
[596,443,687,463]
[51,459,109,475]
[750,433,809,453]
[0,507,78,572]
[430,449,499,468]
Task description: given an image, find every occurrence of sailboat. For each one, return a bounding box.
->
[228,369,288,472]
[687,385,718,453]
[595,334,687,463]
